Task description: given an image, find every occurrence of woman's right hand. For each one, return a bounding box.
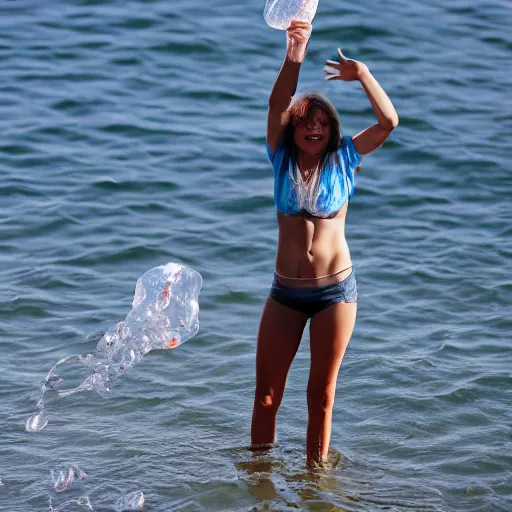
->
[286,21,312,63]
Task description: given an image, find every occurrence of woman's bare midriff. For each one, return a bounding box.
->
[274,203,353,288]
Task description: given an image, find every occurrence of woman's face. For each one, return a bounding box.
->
[293,108,332,157]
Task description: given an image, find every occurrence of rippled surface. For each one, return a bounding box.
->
[1,0,511,510]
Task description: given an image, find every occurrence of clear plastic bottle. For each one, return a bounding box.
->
[264,0,319,30]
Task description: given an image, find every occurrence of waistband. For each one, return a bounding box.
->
[273,266,353,289]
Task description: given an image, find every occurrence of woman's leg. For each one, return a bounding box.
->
[306,301,357,464]
[251,297,308,446]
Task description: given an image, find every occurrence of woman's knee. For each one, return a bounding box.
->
[254,386,282,413]
[307,384,335,414]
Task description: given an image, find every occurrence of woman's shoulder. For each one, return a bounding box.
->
[320,136,361,179]
[266,137,291,172]
[337,135,362,168]
[340,135,355,147]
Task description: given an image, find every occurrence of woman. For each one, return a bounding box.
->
[251,20,399,465]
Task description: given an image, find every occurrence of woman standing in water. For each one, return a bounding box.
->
[251,20,399,464]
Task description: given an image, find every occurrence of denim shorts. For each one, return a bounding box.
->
[269,269,357,318]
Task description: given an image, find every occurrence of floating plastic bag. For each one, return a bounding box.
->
[26,263,203,432]
[263,0,319,30]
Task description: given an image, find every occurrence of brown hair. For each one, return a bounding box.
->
[283,92,341,155]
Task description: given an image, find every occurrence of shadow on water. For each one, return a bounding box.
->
[230,444,445,512]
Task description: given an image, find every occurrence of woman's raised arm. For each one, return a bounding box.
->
[324,48,399,155]
[267,21,312,153]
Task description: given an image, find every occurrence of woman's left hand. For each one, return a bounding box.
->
[324,48,368,81]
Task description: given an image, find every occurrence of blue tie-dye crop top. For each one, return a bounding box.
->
[266,136,362,218]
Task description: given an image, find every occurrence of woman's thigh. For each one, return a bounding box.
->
[308,302,357,393]
[255,297,308,397]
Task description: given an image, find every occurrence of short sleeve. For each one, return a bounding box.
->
[266,138,283,161]
[335,136,362,201]
[339,136,362,172]
[265,137,287,174]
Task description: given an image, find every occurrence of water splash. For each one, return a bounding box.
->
[26,263,203,432]
[47,466,146,511]
[115,491,144,511]
[49,495,94,512]
[51,466,87,493]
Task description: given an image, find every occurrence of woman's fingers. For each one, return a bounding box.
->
[288,20,312,30]
[323,65,339,75]
[337,48,346,61]
[288,26,311,36]
[323,65,340,80]
[286,22,312,36]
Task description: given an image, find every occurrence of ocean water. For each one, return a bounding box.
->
[1,0,511,510]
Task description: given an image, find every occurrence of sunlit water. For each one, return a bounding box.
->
[1,0,511,510]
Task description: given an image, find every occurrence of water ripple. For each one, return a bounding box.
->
[0,0,511,510]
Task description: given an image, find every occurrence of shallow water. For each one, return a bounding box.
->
[1,0,511,510]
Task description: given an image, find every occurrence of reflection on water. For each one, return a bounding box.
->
[233,444,444,511]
